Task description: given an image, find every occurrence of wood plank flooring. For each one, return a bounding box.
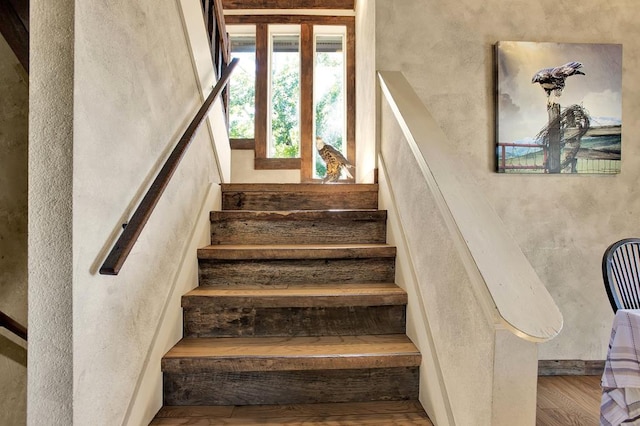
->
[537,375,602,426]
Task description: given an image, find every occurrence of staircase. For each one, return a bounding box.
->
[152,183,431,424]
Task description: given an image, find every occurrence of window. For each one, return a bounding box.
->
[269,26,301,158]
[229,29,256,139]
[226,16,355,181]
[314,27,346,179]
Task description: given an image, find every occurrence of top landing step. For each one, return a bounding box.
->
[221,183,379,211]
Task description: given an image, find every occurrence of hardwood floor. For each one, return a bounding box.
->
[537,375,602,426]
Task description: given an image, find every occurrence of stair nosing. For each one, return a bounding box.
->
[221,183,379,193]
[210,210,386,220]
[182,284,408,308]
[197,243,397,260]
[162,334,421,373]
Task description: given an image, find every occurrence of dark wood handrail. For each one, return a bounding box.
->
[0,310,27,341]
[100,57,239,276]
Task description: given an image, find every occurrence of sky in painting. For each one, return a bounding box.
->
[497,41,622,143]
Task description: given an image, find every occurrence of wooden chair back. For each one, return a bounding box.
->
[603,238,640,313]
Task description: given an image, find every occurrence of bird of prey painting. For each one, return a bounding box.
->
[531,61,585,103]
[316,137,353,183]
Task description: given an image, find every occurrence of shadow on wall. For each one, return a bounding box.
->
[0,334,26,367]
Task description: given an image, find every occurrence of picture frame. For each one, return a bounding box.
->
[496,41,622,174]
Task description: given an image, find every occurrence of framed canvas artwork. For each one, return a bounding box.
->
[496,41,622,174]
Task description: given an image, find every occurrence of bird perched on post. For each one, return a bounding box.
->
[532,61,585,103]
[316,137,353,183]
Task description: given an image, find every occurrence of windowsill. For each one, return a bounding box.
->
[255,157,301,170]
[230,138,256,150]
[230,139,302,170]
[302,177,356,184]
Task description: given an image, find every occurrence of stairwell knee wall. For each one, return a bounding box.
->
[379,96,539,425]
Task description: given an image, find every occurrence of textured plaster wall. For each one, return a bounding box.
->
[376,0,640,361]
[355,0,376,183]
[28,1,235,421]
[28,0,74,424]
[0,34,28,426]
[72,1,223,424]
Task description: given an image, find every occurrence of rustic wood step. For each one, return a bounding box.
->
[221,183,379,211]
[210,210,387,245]
[198,259,396,287]
[198,244,396,260]
[162,334,420,373]
[151,400,433,425]
[183,283,407,308]
[163,367,419,406]
[182,284,408,338]
[198,245,396,287]
[162,335,420,405]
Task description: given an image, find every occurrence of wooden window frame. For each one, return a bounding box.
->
[222,0,355,10]
[227,15,355,182]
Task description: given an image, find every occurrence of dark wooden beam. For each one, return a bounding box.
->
[222,0,354,10]
[300,23,313,181]
[226,15,354,25]
[0,0,29,72]
[229,138,255,150]
[255,157,301,170]
[346,21,355,170]
[254,23,268,160]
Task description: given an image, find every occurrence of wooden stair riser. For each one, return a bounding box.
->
[198,257,396,287]
[210,211,387,245]
[221,184,378,211]
[183,305,407,338]
[163,367,419,406]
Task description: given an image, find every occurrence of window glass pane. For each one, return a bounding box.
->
[270,33,300,158]
[229,35,256,139]
[314,32,345,179]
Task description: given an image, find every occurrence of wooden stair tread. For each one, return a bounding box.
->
[151,400,433,425]
[211,210,385,220]
[162,334,420,372]
[197,244,396,260]
[221,184,379,211]
[221,183,378,193]
[183,283,407,308]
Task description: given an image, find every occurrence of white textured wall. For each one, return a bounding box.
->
[29,0,225,424]
[355,0,376,183]
[72,1,223,424]
[376,0,640,361]
[29,1,74,425]
[0,34,28,426]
